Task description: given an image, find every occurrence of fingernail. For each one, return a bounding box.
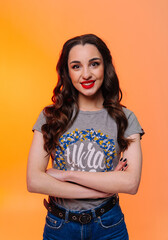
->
[124,164,127,167]
[123,158,127,162]
[120,158,123,161]
[121,168,124,171]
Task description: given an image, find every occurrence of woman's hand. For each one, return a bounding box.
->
[114,158,128,172]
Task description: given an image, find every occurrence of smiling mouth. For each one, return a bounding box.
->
[81,80,95,89]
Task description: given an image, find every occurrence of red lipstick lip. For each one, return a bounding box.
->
[81,80,95,84]
[81,80,95,89]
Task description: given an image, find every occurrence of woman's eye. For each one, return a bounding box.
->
[91,62,100,67]
[72,65,80,69]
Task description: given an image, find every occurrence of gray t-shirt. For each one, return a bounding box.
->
[33,107,144,210]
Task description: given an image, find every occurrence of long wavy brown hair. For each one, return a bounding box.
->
[41,34,131,155]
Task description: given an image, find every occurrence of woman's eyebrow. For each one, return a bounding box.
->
[70,57,101,65]
[89,57,101,62]
[70,60,80,64]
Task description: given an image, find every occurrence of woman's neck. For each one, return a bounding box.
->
[78,91,104,111]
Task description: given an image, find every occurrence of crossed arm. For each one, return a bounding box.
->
[27,130,142,199]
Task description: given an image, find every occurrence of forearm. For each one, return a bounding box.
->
[46,158,131,195]
[27,171,111,199]
[67,170,138,195]
[27,131,110,199]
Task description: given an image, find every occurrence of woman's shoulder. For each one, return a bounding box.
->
[122,107,134,119]
[32,105,54,132]
[122,107,144,138]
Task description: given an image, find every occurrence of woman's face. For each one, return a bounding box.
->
[68,44,104,98]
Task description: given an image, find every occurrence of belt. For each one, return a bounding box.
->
[44,195,119,225]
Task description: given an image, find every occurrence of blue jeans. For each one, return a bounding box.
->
[43,200,129,240]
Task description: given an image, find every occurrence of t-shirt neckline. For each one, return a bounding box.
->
[79,108,106,115]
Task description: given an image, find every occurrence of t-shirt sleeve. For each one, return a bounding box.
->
[32,110,46,133]
[123,108,144,139]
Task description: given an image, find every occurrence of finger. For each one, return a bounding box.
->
[121,163,128,171]
[115,158,127,171]
[120,157,127,162]
[123,163,128,171]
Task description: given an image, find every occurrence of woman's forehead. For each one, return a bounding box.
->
[68,44,102,62]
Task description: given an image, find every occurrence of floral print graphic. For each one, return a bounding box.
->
[53,128,116,172]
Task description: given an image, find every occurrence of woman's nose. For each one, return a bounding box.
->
[82,67,92,80]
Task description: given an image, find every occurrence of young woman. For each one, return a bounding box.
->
[27,34,144,240]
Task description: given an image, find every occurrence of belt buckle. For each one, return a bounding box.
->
[79,213,92,224]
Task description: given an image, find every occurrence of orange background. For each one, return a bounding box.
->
[0,0,168,239]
